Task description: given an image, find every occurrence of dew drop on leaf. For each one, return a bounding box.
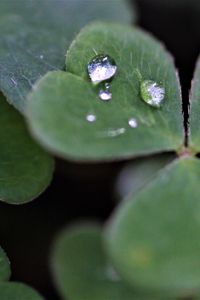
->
[87,54,117,84]
[140,80,165,108]
[128,118,138,128]
[105,82,110,89]
[99,89,112,101]
[86,113,96,123]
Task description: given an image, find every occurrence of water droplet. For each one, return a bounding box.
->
[86,114,96,123]
[40,54,44,59]
[140,80,165,108]
[87,54,117,84]
[99,89,112,101]
[105,82,110,90]
[128,118,138,128]
[10,78,17,86]
[107,128,126,137]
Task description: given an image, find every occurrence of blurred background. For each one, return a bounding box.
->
[0,0,200,299]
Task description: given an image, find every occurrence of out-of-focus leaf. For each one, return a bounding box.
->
[0,93,54,204]
[106,157,200,297]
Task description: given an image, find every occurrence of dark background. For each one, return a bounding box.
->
[0,1,200,299]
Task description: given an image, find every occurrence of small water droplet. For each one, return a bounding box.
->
[40,54,44,59]
[87,54,117,84]
[107,128,126,137]
[105,82,110,90]
[140,80,165,108]
[99,89,112,101]
[10,78,17,86]
[128,118,138,128]
[86,114,96,123]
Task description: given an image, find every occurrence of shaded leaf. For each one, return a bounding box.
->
[105,157,200,297]
[115,153,175,200]
[0,247,10,281]
[27,22,183,161]
[0,282,44,300]
[51,224,168,300]
[0,93,54,204]
[0,0,134,112]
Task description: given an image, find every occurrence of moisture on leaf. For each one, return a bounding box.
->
[0,0,134,112]
[27,22,183,162]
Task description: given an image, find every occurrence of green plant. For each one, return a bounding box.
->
[0,246,43,299]
[1,0,200,299]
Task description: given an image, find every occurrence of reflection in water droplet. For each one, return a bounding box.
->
[99,89,112,101]
[140,80,165,108]
[86,114,96,123]
[87,54,117,84]
[128,118,138,128]
[10,78,17,86]
[105,82,110,90]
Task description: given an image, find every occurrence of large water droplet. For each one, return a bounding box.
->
[99,89,112,101]
[140,80,165,108]
[87,54,117,84]
[128,118,138,128]
[86,114,96,123]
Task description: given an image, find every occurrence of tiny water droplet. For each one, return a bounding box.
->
[128,118,138,128]
[87,54,117,84]
[99,89,112,101]
[86,114,96,123]
[105,82,110,90]
[10,78,17,86]
[107,128,126,137]
[40,54,44,59]
[140,80,165,108]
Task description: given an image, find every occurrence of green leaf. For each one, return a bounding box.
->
[51,224,168,300]
[0,282,44,300]
[27,22,183,161]
[105,156,200,297]
[0,93,54,204]
[0,0,134,113]
[116,153,175,199]
[0,247,10,281]
[189,56,200,152]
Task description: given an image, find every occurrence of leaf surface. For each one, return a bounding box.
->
[106,157,200,297]
[0,93,54,204]
[51,224,168,300]
[116,153,175,199]
[27,23,183,161]
[189,56,200,151]
[0,0,133,112]
[0,282,44,300]
[0,247,10,281]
